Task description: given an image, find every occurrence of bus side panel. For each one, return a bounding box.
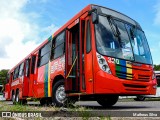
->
[36,63,52,98]
[50,56,65,94]
[5,83,10,100]
[36,66,45,98]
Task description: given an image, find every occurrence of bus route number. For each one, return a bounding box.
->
[108,57,120,64]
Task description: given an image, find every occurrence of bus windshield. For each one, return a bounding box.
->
[95,15,152,64]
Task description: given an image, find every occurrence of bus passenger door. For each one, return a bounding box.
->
[23,55,36,97]
[65,20,80,93]
[83,16,94,94]
[23,58,30,97]
[65,15,93,94]
[28,55,36,97]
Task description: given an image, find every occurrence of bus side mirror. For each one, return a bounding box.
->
[92,12,98,24]
[89,8,98,24]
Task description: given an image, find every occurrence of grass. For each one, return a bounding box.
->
[0,101,113,119]
[0,101,60,112]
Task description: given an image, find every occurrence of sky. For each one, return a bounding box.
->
[0,0,160,70]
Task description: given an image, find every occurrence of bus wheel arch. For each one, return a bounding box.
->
[52,75,64,87]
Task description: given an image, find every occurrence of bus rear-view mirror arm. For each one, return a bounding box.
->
[88,8,98,24]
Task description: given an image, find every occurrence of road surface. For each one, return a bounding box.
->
[1,99,160,117]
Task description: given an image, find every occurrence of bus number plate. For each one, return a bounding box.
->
[108,57,120,64]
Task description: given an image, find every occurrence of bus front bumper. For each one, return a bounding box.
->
[94,70,157,95]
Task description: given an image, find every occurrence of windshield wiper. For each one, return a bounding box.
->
[107,16,121,37]
[107,16,122,47]
[130,26,135,39]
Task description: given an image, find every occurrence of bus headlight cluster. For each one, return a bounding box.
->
[96,53,112,74]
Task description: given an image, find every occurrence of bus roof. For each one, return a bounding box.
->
[9,4,92,73]
[9,4,141,73]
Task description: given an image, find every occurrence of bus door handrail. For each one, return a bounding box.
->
[66,56,77,79]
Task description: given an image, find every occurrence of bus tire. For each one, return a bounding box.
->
[97,95,119,107]
[40,98,52,106]
[134,96,145,101]
[22,99,27,104]
[40,98,45,106]
[52,80,66,107]
[12,92,15,104]
[15,90,20,103]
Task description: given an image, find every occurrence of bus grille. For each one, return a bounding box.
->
[123,84,147,92]
[116,70,150,82]
[137,75,150,82]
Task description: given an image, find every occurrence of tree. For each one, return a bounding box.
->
[154,64,160,71]
[0,69,9,85]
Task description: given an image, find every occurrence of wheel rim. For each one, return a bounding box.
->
[55,85,66,103]
[138,96,144,100]
[16,94,19,102]
[12,94,15,102]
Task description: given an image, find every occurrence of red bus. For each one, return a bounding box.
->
[5,4,157,107]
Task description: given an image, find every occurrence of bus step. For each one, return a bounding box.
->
[65,90,79,93]
[68,75,76,78]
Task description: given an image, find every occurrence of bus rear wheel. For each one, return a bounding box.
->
[15,90,27,104]
[12,93,15,104]
[134,96,145,101]
[15,90,20,103]
[40,98,52,106]
[97,95,119,108]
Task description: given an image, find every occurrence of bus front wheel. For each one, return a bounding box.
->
[97,95,119,107]
[52,80,67,107]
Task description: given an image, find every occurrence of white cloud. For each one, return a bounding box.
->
[154,0,160,25]
[41,24,59,37]
[0,0,58,70]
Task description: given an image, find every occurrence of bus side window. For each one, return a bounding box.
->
[38,41,51,67]
[31,55,36,74]
[51,31,65,60]
[13,66,19,80]
[25,59,30,77]
[86,20,91,53]
[11,72,13,81]
[18,62,24,77]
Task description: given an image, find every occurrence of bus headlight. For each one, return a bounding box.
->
[96,53,112,74]
[99,58,104,64]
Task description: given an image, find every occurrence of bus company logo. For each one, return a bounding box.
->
[126,61,142,67]
[11,80,19,87]
[132,63,142,66]
[75,18,79,25]
[126,61,132,65]
[2,112,11,117]
[51,56,65,74]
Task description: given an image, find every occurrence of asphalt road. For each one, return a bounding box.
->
[76,100,160,111]
[2,99,160,117]
[4,99,160,111]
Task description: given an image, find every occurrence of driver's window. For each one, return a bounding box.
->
[136,34,145,55]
